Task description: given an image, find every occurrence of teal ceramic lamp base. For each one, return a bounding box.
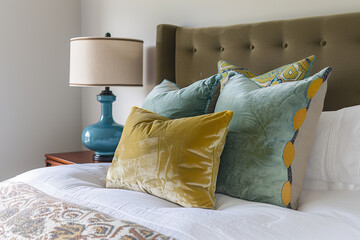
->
[81,87,123,162]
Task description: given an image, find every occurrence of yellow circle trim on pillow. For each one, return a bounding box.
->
[293,108,307,131]
[308,78,323,99]
[281,181,291,206]
[283,142,295,168]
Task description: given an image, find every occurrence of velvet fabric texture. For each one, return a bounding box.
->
[142,74,221,119]
[106,107,233,209]
[217,56,315,87]
[215,67,331,209]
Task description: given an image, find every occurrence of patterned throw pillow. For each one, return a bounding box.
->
[214,67,331,209]
[218,55,315,87]
[142,74,222,119]
[106,107,233,209]
[217,61,257,78]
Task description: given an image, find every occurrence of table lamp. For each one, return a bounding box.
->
[69,33,143,161]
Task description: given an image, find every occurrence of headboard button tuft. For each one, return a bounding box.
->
[282,42,288,48]
[220,47,224,52]
[249,44,255,50]
[192,47,197,53]
[320,40,327,47]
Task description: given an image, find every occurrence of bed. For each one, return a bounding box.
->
[1,12,360,239]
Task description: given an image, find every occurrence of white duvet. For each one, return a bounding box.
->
[8,163,360,240]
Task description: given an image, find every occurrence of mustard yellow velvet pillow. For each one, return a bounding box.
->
[106,107,233,209]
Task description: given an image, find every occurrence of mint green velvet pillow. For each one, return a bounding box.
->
[143,75,221,119]
[215,67,332,209]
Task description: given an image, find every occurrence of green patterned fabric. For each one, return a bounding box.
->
[215,67,331,209]
[218,56,315,87]
[143,74,221,119]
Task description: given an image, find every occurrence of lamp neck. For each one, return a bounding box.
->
[101,86,113,95]
[97,87,116,124]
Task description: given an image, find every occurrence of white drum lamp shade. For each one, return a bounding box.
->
[69,37,143,86]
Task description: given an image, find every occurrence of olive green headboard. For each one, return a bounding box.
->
[156,12,360,111]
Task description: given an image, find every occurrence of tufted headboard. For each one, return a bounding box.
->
[156,12,360,111]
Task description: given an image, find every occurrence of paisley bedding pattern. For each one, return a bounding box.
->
[0,181,174,240]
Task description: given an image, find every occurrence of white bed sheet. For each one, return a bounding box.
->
[9,163,360,240]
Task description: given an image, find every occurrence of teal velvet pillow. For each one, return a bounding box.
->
[215,67,332,209]
[143,75,221,119]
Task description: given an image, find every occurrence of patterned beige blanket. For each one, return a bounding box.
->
[0,182,174,240]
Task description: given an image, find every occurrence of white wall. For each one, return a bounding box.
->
[0,0,82,181]
[81,0,360,129]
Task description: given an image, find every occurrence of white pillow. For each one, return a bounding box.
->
[303,105,360,191]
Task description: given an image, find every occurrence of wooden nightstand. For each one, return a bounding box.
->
[45,150,100,167]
